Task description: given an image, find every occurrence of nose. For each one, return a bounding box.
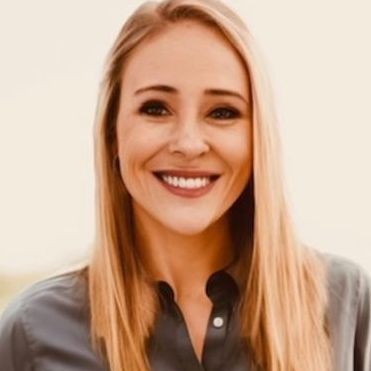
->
[168,119,210,159]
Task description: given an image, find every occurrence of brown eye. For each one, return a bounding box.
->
[210,107,241,120]
[139,100,170,116]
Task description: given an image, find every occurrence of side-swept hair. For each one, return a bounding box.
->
[88,0,332,370]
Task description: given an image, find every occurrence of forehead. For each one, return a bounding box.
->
[121,20,250,96]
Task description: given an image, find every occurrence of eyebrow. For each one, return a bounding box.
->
[134,84,248,104]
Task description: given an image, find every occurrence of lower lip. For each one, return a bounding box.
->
[154,174,218,198]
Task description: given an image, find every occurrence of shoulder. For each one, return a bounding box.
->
[320,251,370,305]
[322,251,367,284]
[1,269,88,324]
[318,251,371,370]
[318,251,370,316]
[0,270,92,370]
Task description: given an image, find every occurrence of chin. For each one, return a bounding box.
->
[162,217,214,236]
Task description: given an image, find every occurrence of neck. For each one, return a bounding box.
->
[134,210,234,301]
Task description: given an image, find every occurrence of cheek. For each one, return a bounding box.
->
[116,123,164,179]
[117,115,166,148]
[219,127,253,172]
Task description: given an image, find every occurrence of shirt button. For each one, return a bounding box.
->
[212,316,224,328]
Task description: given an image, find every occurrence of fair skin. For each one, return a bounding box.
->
[116,20,252,361]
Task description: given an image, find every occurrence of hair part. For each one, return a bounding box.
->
[88,1,333,370]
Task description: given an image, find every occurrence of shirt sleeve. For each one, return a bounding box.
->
[354,265,371,370]
[0,297,34,371]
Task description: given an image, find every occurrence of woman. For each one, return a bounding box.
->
[0,0,370,370]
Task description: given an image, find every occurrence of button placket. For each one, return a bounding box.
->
[212,316,224,328]
[154,270,240,370]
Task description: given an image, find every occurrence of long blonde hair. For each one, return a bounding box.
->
[88,0,333,370]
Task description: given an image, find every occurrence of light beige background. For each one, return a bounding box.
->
[0,0,370,304]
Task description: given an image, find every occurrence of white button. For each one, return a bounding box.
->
[213,316,224,328]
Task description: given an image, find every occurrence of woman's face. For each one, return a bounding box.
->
[116,20,253,237]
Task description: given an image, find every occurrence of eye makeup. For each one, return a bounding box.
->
[138,100,170,117]
[137,98,245,123]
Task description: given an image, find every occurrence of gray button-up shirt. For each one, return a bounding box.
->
[0,252,370,370]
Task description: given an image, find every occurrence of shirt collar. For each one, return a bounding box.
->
[156,264,240,308]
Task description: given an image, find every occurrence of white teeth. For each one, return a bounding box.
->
[161,175,211,189]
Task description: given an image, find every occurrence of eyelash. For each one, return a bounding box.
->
[138,100,241,120]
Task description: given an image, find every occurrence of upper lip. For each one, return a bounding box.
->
[153,169,221,178]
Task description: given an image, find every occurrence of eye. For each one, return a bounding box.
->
[138,100,170,117]
[209,107,241,120]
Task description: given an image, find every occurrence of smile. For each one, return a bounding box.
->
[153,171,220,198]
[161,174,211,189]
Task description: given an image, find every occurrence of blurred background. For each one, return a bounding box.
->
[1,0,370,312]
